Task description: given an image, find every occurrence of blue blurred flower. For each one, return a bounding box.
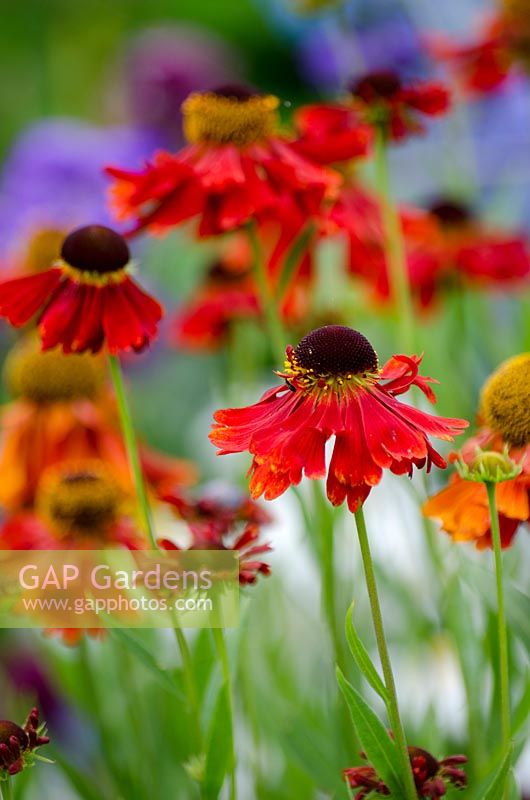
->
[0,119,158,263]
[110,24,241,147]
[258,0,427,91]
[297,14,426,90]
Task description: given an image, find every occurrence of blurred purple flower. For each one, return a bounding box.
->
[3,646,68,733]
[471,79,530,228]
[297,14,426,91]
[0,119,158,264]
[110,24,241,146]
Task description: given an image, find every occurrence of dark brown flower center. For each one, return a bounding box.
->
[0,721,27,749]
[294,326,378,377]
[350,70,402,102]
[211,84,259,101]
[429,199,472,227]
[208,260,251,284]
[61,225,130,274]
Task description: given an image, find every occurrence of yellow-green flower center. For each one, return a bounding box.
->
[481,353,530,447]
[4,337,104,404]
[182,87,279,146]
[24,228,65,273]
[37,461,122,537]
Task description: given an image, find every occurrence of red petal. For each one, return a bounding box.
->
[0,269,62,326]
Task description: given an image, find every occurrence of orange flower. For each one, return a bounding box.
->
[423,427,530,549]
[0,336,196,511]
[0,459,145,550]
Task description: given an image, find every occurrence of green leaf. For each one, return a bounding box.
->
[472,749,513,800]
[513,669,530,737]
[345,603,388,702]
[109,629,184,699]
[336,667,403,797]
[52,751,107,800]
[203,685,233,799]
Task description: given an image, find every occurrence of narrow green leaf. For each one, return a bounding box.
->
[53,751,107,800]
[336,667,403,797]
[513,670,530,737]
[203,685,233,799]
[109,629,184,699]
[345,603,388,702]
[472,749,513,800]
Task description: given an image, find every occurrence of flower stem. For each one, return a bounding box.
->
[274,222,315,305]
[247,221,285,363]
[3,778,13,800]
[485,481,511,791]
[107,354,156,549]
[353,507,417,800]
[374,127,415,353]
[212,628,237,800]
[174,628,203,752]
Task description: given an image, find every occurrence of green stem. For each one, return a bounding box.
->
[274,222,315,304]
[247,221,285,362]
[108,354,156,548]
[374,127,415,353]
[485,482,511,790]
[3,778,13,800]
[353,507,417,800]
[212,628,236,800]
[174,628,203,752]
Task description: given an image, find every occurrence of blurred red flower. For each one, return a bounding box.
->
[293,103,373,164]
[348,70,450,140]
[429,17,511,96]
[160,486,272,585]
[106,85,340,237]
[0,225,162,354]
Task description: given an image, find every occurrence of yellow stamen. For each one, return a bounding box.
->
[481,353,530,447]
[182,92,279,146]
[281,351,380,398]
[57,258,130,286]
[4,335,104,403]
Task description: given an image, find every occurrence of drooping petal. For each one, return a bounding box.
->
[0,269,63,326]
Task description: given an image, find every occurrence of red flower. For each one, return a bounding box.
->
[429,199,530,287]
[344,746,467,798]
[349,71,450,140]
[172,222,314,351]
[293,103,373,164]
[0,225,163,354]
[329,187,445,309]
[428,16,513,96]
[172,258,260,351]
[160,486,272,585]
[210,326,468,511]
[106,85,340,237]
[0,708,49,777]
